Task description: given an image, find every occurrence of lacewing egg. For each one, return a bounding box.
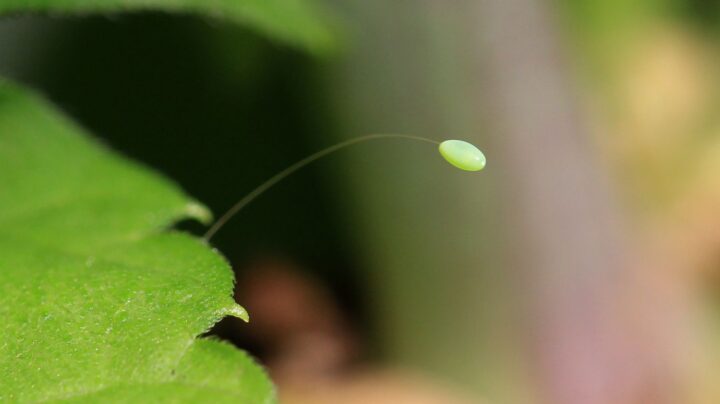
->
[438,140,486,171]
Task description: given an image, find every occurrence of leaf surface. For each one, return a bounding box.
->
[0,80,273,403]
[0,0,336,53]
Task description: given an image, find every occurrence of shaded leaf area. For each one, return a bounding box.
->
[0,0,336,54]
[0,80,273,403]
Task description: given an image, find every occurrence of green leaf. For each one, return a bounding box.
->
[61,340,276,403]
[0,79,274,403]
[0,0,337,54]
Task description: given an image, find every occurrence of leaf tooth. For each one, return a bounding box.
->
[221,304,250,323]
[183,202,213,225]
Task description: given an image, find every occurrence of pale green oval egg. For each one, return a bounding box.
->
[438,140,486,171]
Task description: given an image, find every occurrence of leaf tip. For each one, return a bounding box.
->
[184,202,213,224]
[225,304,250,323]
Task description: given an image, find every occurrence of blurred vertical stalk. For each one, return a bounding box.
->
[329,0,678,403]
[469,0,633,402]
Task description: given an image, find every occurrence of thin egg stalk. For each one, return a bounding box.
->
[438,140,486,171]
[204,134,486,241]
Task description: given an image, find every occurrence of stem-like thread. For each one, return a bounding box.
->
[203,134,439,241]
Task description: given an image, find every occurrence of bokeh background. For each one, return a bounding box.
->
[1,0,719,403]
